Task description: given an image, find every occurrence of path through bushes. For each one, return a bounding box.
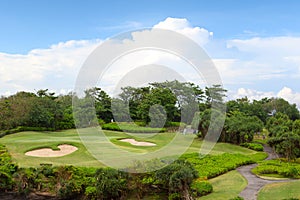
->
[237,144,294,200]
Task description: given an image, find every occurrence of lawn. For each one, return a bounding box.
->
[198,170,247,200]
[258,181,300,200]
[0,128,259,167]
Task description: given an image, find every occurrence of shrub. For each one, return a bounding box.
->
[102,122,166,133]
[168,192,181,200]
[252,159,300,178]
[85,186,97,200]
[95,168,128,199]
[240,142,264,151]
[191,179,213,196]
[181,153,254,178]
[0,144,18,191]
[229,197,244,200]
[0,126,55,138]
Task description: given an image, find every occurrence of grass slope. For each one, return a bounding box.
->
[198,170,247,200]
[258,181,300,200]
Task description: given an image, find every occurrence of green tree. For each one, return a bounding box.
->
[155,160,198,200]
[268,132,300,161]
[95,168,128,199]
[85,87,112,123]
[137,87,177,125]
[266,112,292,137]
[224,111,263,144]
[193,109,225,140]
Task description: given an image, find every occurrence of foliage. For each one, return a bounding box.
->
[191,179,213,197]
[0,91,75,131]
[252,159,300,178]
[240,142,264,151]
[102,122,166,133]
[224,111,263,144]
[180,153,254,179]
[268,132,300,161]
[155,159,198,200]
[229,197,244,200]
[95,168,128,199]
[193,109,226,140]
[266,112,293,137]
[0,144,18,191]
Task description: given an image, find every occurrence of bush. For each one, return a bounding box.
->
[191,179,213,196]
[85,186,97,200]
[0,126,55,138]
[168,192,181,200]
[95,168,128,199]
[229,197,244,200]
[181,153,255,178]
[102,122,166,133]
[0,144,18,191]
[252,159,300,178]
[240,142,264,151]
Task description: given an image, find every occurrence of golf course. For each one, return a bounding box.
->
[1,128,300,199]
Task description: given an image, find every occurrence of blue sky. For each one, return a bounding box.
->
[1,0,300,53]
[1,0,300,106]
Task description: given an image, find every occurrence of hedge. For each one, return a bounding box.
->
[181,153,255,179]
[102,122,166,133]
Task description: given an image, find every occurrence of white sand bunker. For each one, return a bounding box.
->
[120,139,156,146]
[25,144,78,157]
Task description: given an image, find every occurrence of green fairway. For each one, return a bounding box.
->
[258,181,300,200]
[198,170,247,200]
[0,128,258,167]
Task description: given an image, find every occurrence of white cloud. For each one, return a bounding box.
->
[0,39,101,95]
[225,36,300,79]
[153,17,213,46]
[232,88,274,101]
[231,87,300,108]
[1,17,300,104]
[277,87,300,107]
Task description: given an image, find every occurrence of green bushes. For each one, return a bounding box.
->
[252,159,300,178]
[229,197,244,200]
[191,179,213,196]
[240,142,264,151]
[0,144,18,191]
[102,122,166,133]
[181,153,255,179]
[0,126,55,138]
[95,168,128,199]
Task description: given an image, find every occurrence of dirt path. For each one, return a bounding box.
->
[237,144,292,200]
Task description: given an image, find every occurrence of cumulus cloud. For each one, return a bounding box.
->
[224,36,300,79]
[1,16,300,105]
[153,17,213,46]
[231,87,300,108]
[277,87,300,107]
[0,39,101,95]
[0,17,215,96]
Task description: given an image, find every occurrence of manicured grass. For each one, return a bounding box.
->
[252,159,300,178]
[0,130,102,167]
[198,170,247,200]
[0,128,263,167]
[258,181,300,200]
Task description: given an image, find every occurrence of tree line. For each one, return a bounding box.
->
[1,80,300,160]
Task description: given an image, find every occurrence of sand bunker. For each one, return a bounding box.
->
[120,138,156,146]
[25,144,78,157]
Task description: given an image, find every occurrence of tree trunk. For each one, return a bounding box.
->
[182,187,194,200]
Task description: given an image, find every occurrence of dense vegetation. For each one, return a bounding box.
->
[252,159,300,178]
[1,80,300,199]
